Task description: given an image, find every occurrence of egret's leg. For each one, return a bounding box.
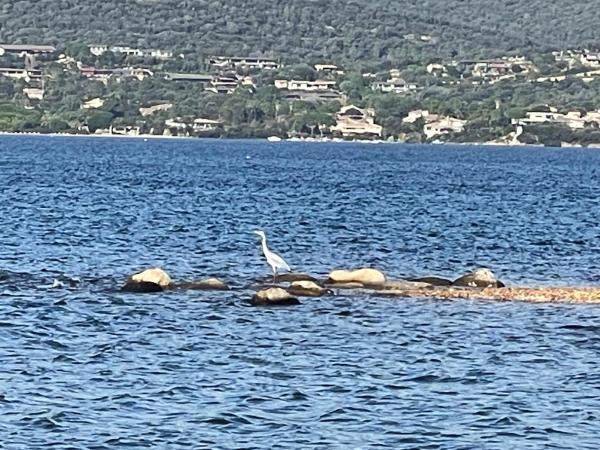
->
[273,268,277,285]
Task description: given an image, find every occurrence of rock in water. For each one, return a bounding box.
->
[122,267,172,293]
[452,268,505,288]
[327,281,365,289]
[383,280,434,290]
[274,273,319,283]
[178,277,229,290]
[122,280,164,293]
[251,287,300,306]
[328,268,386,287]
[408,276,452,286]
[287,280,330,297]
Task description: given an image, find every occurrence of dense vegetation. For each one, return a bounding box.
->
[0,1,599,67]
[1,1,600,146]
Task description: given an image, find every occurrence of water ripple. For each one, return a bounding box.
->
[1,137,600,448]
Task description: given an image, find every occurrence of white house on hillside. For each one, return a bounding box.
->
[424,117,467,139]
[330,105,383,137]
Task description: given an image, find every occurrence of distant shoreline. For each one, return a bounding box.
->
[0,131,196,140]
[1,131,599,149]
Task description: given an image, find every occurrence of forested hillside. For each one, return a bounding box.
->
[0,0,598,66]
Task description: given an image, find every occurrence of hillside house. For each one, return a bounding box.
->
[426,63,448,77]
[513,111,587,129]
[89,45,173,59]
[139,103,173,117]
[283,90,342,102]
[423,116,466,139]
[403,110,433,124]
[165,117,222,134]
[453,57,533,79]
[110,125,141,136]
[192,118,223,132]
[581,52,600,68]
[208,56,280,70]
[275,79,340,102]
[148,49,174,59]
[80,67,153,82]
[274,79,337,91]
[23,87,44,100]
[314,64,345,75]
[205,77,239,94]
[371,77,418,94]
[164,73,213,83]
[0,67,42,81]
[0,44,56,56]
[553,50,582,69]
[330,105,383,137]
[82,98,105,109]
[472,61,512,78]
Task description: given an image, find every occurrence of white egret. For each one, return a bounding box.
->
[253,230,291,283]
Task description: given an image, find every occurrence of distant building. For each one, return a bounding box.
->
[282,90,343,102]
[0,67,42,81]
[89,45,173,59]
[403,110,433,124]
[82,98,105,109]
[513,111,587,129]
[23,87,44,100]
[454,57,534,79]
[472,61,512,78]
[0,44,56,56]
[274,79,337,91]
[424,116,467,139]
[426,63,448,77]
[191,118,223,132]
[208,56,280,70]
[553,50,583,69]
[164,73,213,83]
[109,125,141,136]
[314,64,345,75]
[371,77,418,94]
[107,46,143,57]
[80,67,153,82]
[330,105,383,137]
[148,49,174,59]
[139,103,173,117]
[275,79,340,102]
[205,77,239,94]
[581,52,600,68]
[165,117,222,134]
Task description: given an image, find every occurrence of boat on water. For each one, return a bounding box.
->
[267,136,282,142]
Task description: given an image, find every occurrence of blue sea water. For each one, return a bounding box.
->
[0,135,599,449]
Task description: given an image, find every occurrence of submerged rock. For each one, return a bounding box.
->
[328,268,386,286]
[408,276,452,286]
[251,287,300,306]
[177,277,229,290]
[122,267,172,293]
[287,280,330,297]
[121,280,164,293]
[383,280,434,290]
[452,268,505,288]
[274,273,320,283]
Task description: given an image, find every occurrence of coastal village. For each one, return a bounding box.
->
[2,42,600,146]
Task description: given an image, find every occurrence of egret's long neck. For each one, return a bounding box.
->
[260,235,269,253]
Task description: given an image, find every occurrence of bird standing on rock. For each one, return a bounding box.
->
[253,230,291,283]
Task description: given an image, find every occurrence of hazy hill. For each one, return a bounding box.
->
[0,0,598,66]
